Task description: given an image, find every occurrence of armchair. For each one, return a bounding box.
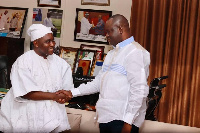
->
[0,55,8,88]
[145,76,168,120]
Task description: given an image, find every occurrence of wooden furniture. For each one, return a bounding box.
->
[0,37,24,88]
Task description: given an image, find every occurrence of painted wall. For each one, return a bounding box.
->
[0,0,132,53]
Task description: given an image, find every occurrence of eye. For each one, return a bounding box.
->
[44,40,55,44]
[45,40,50,44]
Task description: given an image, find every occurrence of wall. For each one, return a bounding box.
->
[0,0,132,53]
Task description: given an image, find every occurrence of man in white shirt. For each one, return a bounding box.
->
[43,12,57,37]
[0,24,73,133]
[80,13,92,35]
[43,12,55,29]
[61,14,150,133]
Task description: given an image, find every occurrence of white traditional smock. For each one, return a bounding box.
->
[72,36,150,127]
[0,50,74,133]
[80,17,92,35]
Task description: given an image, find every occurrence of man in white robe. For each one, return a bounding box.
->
[0,10,9,30]
[0,24,74,133]
[80,13,92,35]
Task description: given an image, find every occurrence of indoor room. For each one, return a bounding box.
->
[0,0,200,133]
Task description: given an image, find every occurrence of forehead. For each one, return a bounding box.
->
[38,33,53,41]
[105,19,113,28]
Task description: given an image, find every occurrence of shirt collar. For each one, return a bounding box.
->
[113,36,134,49]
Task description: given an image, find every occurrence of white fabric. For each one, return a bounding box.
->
[27,24,53,42]
[80,17,92,35]
[71,41,150,127]
[0,50,74,133]
[43,17,55,28]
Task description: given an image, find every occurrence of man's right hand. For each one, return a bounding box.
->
[55,90,72,103]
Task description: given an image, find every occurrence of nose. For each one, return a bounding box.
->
[50,40,56,47]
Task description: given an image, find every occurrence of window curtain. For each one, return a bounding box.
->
[131,0,200,128]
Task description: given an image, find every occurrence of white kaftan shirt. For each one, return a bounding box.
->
[43,17,55,28]
[0,14,8,30]
[71,36,150,127]
[0,50,74,133]
[80,17,92,35]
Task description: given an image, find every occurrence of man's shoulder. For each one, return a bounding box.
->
[51,54,67,63]
[17,50,33,60]
[50,54,71,68]
[13,50,34,67]
[128,41,149,53]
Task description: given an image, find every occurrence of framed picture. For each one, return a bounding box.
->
[38,0,61,8]
[74,8,112,44]
[92,60,104,76]
[59,46,79,71]
[32,8,63,38]
[80,44,105,60]
[0,6,28,38]
[81,0,110,6]
[73,49,97,76]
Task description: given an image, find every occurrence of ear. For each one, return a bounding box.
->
[118,26,123,34]
[33,40,38,48]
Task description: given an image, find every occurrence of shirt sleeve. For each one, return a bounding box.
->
[123,48,150,125]
[71,70,102,97]
[11,63,42,101]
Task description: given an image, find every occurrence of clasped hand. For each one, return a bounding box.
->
[54,90,72,104]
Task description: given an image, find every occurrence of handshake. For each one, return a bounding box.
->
[53,90,73,104]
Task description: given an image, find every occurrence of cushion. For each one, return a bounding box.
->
[67,113,82,133]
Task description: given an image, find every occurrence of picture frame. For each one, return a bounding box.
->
[0,6,28,38]
[32,8,63,38]
[80,44,105,60]
[73,49,97,76]
[37,0,61,8]
[59,46,79,71]
[92,60,104,76]
[81,0,110,6]
[74,8,112,44]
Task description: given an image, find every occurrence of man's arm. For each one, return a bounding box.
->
[123,48,150,126]
[21,91,70,104]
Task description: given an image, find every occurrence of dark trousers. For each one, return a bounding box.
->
[99,120,139,133]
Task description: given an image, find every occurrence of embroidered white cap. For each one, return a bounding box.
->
[27,24,53,42]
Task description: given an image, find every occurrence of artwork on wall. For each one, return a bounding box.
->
[92,60,103,76]
[59,46,79,71]
[0,6,28,38]
[38,0,61,8]
[73,49,96,76]
[74,8,112,44]
[80,44,105,60]
[81,0,110,6]
[32,8,63,38]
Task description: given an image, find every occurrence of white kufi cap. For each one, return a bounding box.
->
[27,24,53,41]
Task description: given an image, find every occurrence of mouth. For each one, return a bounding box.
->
[49,47,55,51]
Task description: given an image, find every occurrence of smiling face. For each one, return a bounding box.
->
[33,33,55,59]
[105,18,122,46]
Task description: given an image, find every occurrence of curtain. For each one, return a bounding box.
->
[131,0,200,128]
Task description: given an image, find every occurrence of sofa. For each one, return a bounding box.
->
[66,107,200,133]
